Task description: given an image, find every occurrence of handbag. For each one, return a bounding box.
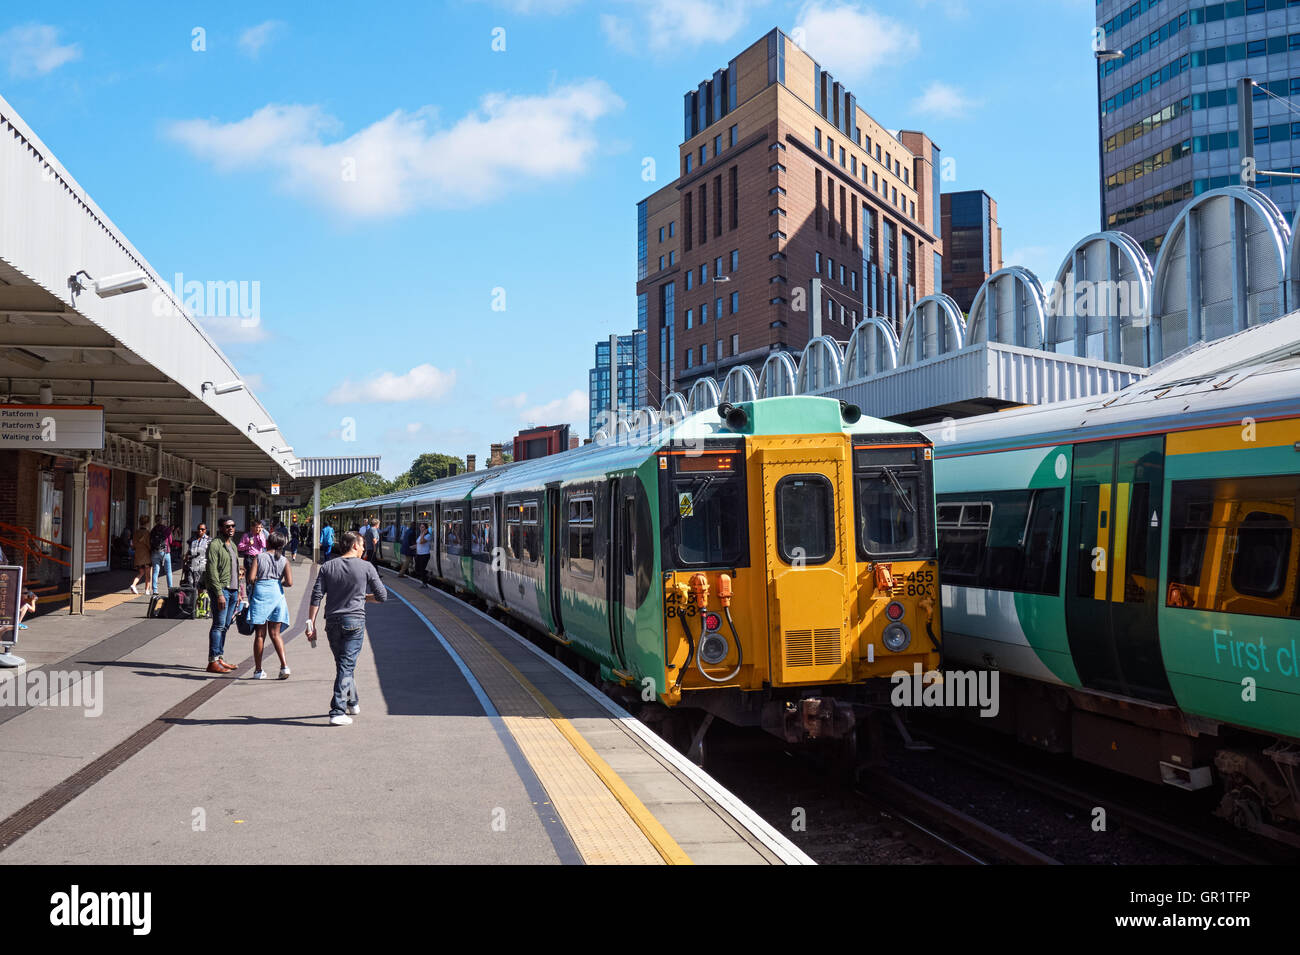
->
[235,602,254,635]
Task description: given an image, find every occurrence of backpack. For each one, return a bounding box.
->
[149,525,169,551]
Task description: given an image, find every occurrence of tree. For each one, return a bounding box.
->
[408,453,464,485]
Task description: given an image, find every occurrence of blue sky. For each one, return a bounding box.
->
[3,0,1098,477]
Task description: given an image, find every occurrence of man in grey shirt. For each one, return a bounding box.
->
[306,530,387,725]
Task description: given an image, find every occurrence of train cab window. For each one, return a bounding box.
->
[1232,512,1292,599]
[775,475,835,564]
[663,448,749,568]
[1168,476,1299,619]
[857,471,918,557]
[566,495,595,578]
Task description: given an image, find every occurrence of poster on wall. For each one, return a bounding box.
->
[51,490,63,544]
[86,464,111,568]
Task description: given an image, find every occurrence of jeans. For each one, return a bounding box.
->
[208,587,239,661]
[151,550,173,592]
[326,614,366,717]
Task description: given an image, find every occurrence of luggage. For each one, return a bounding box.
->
[195,590,211,619]
[147,594,168,619]
[168,586,197,620]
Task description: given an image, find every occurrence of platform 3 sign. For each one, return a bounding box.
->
[0,405,104,450]
[0,565,22,645]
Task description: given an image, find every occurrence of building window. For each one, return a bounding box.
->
[770,297,787,305]
[668,221,675,237]
[866,134,872,153]
[715,256,723,275]
[701,263,709,282]
[730,249,739,271]
[828,256,834,278]
[872,172,878,191]
[715,296,723,318]
[686,270,693,291]
[714,173,723,238]
[658,226,665,242]
[658,255,664,271]
[685,308,693,329]
[770,275,787,283]
[815,251,822,273]
[910,200,916,219]
[699,183,708,244]
[839,146,845,166]
[828,136,835,158]
[685,154,692,174]
[875,144,881,161]
[770,186,786,195]
[814,128,822,149]
[668,250,676,266]
[730,291,739,313]
[701,302,709,323]
[770,142,785,151]
[840,264,846,285]
[885,152,891,170]
[701,344,708,363]
[684,193,693,252]
[714,134,721,155]
[731,333,739,355]
[770,251,786,260]
[686,350,694,369]
[851,270,857,291]
[770,207,786,216]
[769,230,786,239]
[903,168,909,185]
[770,162,787,173]
[729,165,738,230]
[699,145,706,165]
[851,156,857,174]
[892,187,898,205]
[729,124,737,147]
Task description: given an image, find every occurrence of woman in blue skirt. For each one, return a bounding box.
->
[247,531,293,680]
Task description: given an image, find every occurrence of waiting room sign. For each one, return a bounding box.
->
[0,405,104,450]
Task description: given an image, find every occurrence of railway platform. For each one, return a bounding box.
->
[0,564,809,865]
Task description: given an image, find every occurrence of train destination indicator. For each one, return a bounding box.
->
[676,453,735,472]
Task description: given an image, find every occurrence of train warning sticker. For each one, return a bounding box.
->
[678,492,694,517]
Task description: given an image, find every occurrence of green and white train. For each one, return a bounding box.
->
[921,352,1300,844]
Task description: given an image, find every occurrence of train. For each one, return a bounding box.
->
[921,350,1300,846]
[321,395,942,752]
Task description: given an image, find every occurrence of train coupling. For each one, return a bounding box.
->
[762,696,858,743]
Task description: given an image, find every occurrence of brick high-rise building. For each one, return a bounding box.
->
[940,190,1002,315]
[636,28,943,403]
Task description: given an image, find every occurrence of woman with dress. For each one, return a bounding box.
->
[246,530,293,680]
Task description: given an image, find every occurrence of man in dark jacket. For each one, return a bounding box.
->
[203,518,246,674]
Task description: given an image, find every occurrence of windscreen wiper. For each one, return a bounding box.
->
[666,474,716,531]
[880,466,916,514]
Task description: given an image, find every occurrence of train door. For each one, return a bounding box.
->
[1066,436,1173,702]
[493,493,505,604]
[605,478,631,672]
[757,442,852,685]
[545,484,564,636]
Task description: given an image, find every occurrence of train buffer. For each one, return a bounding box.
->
[0,568,810,865]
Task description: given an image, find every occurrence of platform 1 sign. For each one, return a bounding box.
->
[0,405,104,450]
[0,565,22,645]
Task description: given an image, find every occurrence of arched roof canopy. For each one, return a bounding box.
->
[844,317,900,379]
[1151,185,1290,363]
[898,294,964,364]
[721,365,758,404]
[687,377,721,413]
[966,266,1049,350]
[757,351,798,398]
[1047,231,1153,365]
[795,336,844,392]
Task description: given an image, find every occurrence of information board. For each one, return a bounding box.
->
[0,565,23,645]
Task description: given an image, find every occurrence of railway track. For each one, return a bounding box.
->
[911,723,1293,866]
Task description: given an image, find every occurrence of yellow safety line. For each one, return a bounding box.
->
[412,584,692,865]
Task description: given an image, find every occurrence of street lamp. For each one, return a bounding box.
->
[1096,48,1125,232]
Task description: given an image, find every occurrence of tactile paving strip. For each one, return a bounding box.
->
[412,592,671,865]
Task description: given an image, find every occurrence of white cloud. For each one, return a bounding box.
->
[326,364,456,404]
[0,24,81,77]
[792,2,919,82]
[165,80,622,218]
[520,389,586,426]
[494,392,528,410]
[197,314,270,344]
[238,20,283,58]
[601,0,764,54]
[912,81,981,119]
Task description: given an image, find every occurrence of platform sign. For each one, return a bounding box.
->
[0,405,104,450]
[0,565,23,645]
[271,482,281,496]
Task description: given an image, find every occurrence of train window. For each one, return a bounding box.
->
[566,494,595,578]
[507,504,523,559]
[937,490,1062,596]
[857,471,919,558]
[1168,476,1299,619]
[775,475,835,565]
[506,500,540,564]
[442,508,463,549]
[1232,512,1291,599]
[674,477,746,566]
[523,502,540,563]
[470,506,493,557]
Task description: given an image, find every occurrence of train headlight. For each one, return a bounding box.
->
[886,601,905,622]
[699,632,730,665]
[882,624,911,653]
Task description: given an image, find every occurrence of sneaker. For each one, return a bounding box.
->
[130,583,139,595]
[279,667,291,680]
[252,670,267,680]
[346,702,360,716]
[329,714,353,726]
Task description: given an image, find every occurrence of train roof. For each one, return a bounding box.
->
[323,395,917,511]
[921,314,1300,456]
